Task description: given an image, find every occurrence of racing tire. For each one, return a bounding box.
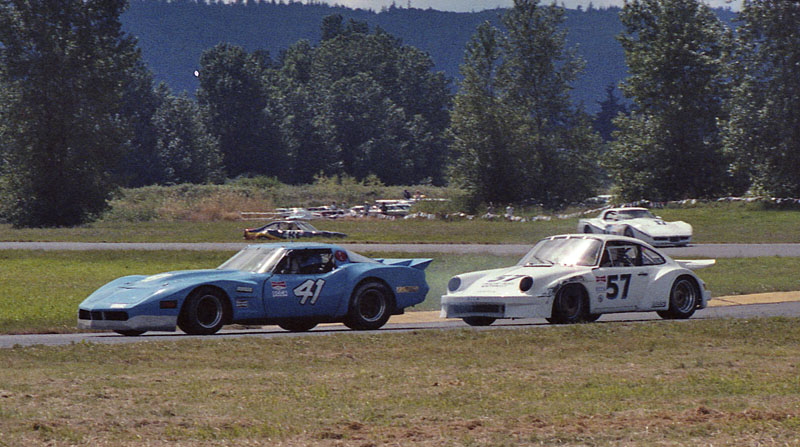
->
[278,320,318,332]
[463,317,496,327]
[583,225,593,234]
[624,226,635,238]
[344,281,392,331]
[548,284,588,324]
[114,330,145,336]
[178,288,227,335]
[657,276,699,320]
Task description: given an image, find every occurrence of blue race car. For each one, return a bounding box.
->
[78,243,431,336]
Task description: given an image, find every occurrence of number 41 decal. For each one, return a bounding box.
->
[293,279,325,305]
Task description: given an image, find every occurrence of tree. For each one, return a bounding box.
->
[196,43,286,179]
[0,0,142,227]
[593,84,628,143]
[606,0,733,201]
[724,0,800,196]
[276,16,451,185]
[448,22,518,205]
[152,91,223,184]
[449,1,602,208]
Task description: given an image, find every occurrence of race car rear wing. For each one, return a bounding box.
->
[375,258,433,270]
[675,259,716,270]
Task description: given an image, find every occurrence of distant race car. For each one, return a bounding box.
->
[441,234,713,326]
[243,220,347,240]
[78,243,431,336]
[578,207,692,247]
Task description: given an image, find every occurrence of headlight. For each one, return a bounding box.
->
[447,277,461,292]
[519,276,533,292]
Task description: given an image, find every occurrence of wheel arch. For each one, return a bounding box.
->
[351,276,398,313]
[675,274,701,308]
[181,285,234,325]
[552,280,591,314]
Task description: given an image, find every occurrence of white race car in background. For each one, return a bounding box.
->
[441,234,714,326]
[578,207,692,247]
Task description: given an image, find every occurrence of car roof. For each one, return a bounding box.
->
[543,233,658,248]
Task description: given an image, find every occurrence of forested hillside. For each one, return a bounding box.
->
[120,0,645,111]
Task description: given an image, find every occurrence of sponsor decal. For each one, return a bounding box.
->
[653,301,667,307]
[595,276,606,282]
[335,251,348,262]
[595,286,606,292]
[597,295,604,303]
[236,299,249,308]
[110,303,127,309]
[396,286,419,293]
[236,286,253,293]
[272,281,288,297]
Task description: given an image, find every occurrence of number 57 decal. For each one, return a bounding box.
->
[606,274,631,300]
[293,279,325,305]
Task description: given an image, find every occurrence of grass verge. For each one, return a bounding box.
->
[1,250,799,335]
[0,319,798,446]
[2,201,800,243]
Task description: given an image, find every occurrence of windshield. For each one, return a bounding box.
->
[517,237,603,267]
[614,209,655,220]
[217,246,286,273]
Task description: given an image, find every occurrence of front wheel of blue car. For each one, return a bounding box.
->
[344,281,392,331]
[178,288,226,335]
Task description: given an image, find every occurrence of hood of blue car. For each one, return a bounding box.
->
[81,269,260,308]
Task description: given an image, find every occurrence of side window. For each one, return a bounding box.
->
[604,243,641,267]
[641,246,666,266]
[276,249,335,275]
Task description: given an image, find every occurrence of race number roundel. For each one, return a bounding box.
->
[335,250,348,262]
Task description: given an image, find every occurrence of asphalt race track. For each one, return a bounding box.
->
[2,300,800,348]
[2,242,799,348]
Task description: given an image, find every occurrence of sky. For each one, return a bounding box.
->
[309,0,741,12]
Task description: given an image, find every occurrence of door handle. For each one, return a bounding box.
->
[637,272,649,277]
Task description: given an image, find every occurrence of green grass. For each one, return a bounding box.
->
[0,319,798,446]
[2,202,800,243]
[1,250,799,335]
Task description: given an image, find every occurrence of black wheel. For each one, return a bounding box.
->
[658,276,699,320]
[278,320,317,332]
[548,284,588,324]
[583,225,593,234]
[344,281,392,330]
[624,226,635,238]
[463,316,496,327]
[114,330,145,336]
[178,288,227,335]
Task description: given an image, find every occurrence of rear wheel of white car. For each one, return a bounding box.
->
[178,288,227,335]
[658,276,699,320]
[344,281,392,330]
[547,284,588,324]
[278,320,318,332]
[114,330,145,336]
[463,317,496,327]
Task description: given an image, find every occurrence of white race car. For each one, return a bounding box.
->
[578,207,692,247]
[441,234,713,326]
